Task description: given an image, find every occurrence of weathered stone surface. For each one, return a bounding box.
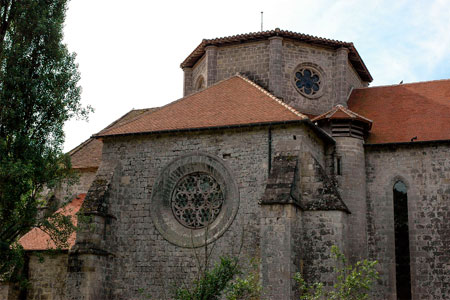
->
[187,38,367,116]
[26,253,68,300]
[335,136,368,263]
[11,30,449,300]
[365,142,450,300]
[261,154,300,206]
[0,282,19,300]
[298,152,347,211]
[150,153,240,248]
[301,211,347,286]
[260,204,302,300]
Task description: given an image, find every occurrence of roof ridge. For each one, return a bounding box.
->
[337,105,373,123]
[236,74,308,119]
[312,104,372,124]
[95,77,246,137]
[68,137,94,156]
[102,108,141,131]
[203,28,352,46]
[356,78,450,90]
[95,76,264,137]
[95,107,159,137]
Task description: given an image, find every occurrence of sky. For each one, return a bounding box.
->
[62,0,450,152]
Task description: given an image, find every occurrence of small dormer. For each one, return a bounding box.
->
[180,28,372,115]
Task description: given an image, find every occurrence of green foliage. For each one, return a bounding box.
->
[224,258,261,300]
[295,246,379,300]
[0,0,91,279]
[174,256,240,300]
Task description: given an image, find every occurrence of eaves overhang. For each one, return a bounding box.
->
[181,28,372,82]
[94,119,336,145]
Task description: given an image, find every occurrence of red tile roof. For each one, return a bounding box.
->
[69,108,158,169]
[348,79,450,144]
[312,104,372,129]
[181,28,372,82]
[19,194,86,251]
[69,138,102,169]
[96,75,307,137]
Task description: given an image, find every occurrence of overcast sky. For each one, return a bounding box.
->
[62,0,450,152]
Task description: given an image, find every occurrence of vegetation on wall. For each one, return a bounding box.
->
[0,0,90,280]
[294,246,379,300]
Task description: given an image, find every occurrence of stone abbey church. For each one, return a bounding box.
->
[2,29,449,300]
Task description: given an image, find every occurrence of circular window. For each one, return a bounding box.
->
[292,64,325,98]
[171,172,224,229]
[150,153,239,248]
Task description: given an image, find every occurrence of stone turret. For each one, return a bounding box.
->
[313,105,372,262]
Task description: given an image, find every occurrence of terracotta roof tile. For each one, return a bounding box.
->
[181,28,372,82]
[69,108,158,169]
[312,104,373,128]
[69,138,102,169]
[18,194,86,251]
[348,79,450,144]
[96,75,307,137]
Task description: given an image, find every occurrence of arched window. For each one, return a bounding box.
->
[393,180,411,300]
[195,76,205,91]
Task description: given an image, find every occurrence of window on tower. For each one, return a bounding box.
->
[292,63,324,98]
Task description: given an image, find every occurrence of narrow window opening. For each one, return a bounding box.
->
[293,135,297,140]
[336,157,342,175]
[393,180,412,300]
[222,153,231,159]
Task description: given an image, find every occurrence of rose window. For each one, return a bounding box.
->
[171,172,224,229]
[294,68,321,96]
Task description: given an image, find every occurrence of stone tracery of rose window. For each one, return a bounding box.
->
[171,172,224,229]
[294,68,321,96]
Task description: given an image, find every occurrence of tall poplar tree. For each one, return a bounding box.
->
[0,0,90,279]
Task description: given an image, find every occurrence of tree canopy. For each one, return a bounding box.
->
[0,0,90,279]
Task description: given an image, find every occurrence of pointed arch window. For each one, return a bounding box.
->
[393,180,412,300]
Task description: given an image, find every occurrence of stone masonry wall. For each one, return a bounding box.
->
[365,142,450,300]
[191,56,206,92]
[185,38,367,116]
[301,211,347,286]
[54,169,97,202]
[335,137,368,263]
[102,128,268,299]
[260,204,302,300]
[271,125,326,166]
[92,123,326,299]
[0,283,19,300]
[183,67,193,96]
[282,40,336,115]
[26,253,68,300]
[346,61,366,95]
[216,41,270,89]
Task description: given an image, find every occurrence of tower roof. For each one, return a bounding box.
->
[312,104,373,128]
[180,28,373,82]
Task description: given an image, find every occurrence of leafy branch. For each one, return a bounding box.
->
[295,246,379,300]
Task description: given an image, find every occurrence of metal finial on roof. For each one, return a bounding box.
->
[261,12,263,31]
